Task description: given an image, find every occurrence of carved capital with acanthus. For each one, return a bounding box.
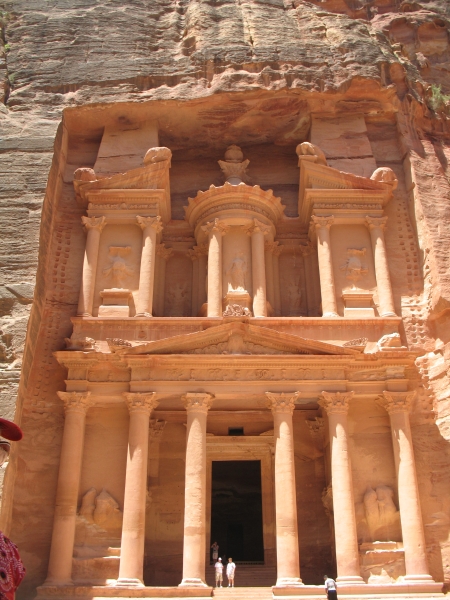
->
[247,219,271,237]
[377,391,415,415]
[265,392,301,414]
[311,215,334,230]
[271,241,284,258]
[149,419,166,439]
[318,391,354,415]
[201,219,229,238]
[136,215,163,233]
[183,392,214,413]
[81,215,107,233]
[57,391,92,414]
[124,392,159,414]
[365,216,388,231]
[305,417,325,438]
[156,244,173,260]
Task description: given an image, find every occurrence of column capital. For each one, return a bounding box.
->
[201,219,229,237]
[271,241,284,257]
[183,392,214,413]
[305,417,325,438]
[265,392,301,414]
[311,215,334,230]
[149,419,166,440]
[194,244,208,257]
[365,216,388,231]
[247,219,271,237]
[318,391,354,415]
[124,392,159,414]
[377,390,415,414]
[156,243,173,260]
[57,391,92,414]
[136,215,163,233]
[81,215,106,233]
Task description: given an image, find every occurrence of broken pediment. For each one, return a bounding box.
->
[116,321,360,356]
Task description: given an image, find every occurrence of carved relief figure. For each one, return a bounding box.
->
[286,280,302,315]
[340,248,368,289]
[103,246,134,288]
[227,253,247,292]
[356,486,402,543]
[167,283,188,315]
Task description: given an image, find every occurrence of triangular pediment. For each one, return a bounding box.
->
[118,321,359,356]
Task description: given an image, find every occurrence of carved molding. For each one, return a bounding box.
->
[136,215,163,233]
[265,392,301,414]
[377,391,415,415]
[57,391,92,414]
[123,392,159,414]
[81,215,107,233]
[318,391,354,414]
[183,392,214,413]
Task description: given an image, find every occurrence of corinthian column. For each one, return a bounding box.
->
[45,392,91,586]
[201,220,228,317]
[135,216,163,317]
[365,217,396,316]
[265,392,303,587]
[311,216,338,317]
[155,244,172,317]
[195,245,208,313]
[77,216,106,316]
[180,393,214,587]
[248,220,270,317]
[265,242,275,313]
[318,392,364,585]
[117,393,159,586]
[377,392,434,583]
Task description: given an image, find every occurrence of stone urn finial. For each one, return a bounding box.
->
[218,145,249,185]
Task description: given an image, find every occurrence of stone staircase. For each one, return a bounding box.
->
[213,587,273,600]
[206,564,277,588]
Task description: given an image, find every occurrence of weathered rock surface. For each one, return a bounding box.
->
[1,0,450,597]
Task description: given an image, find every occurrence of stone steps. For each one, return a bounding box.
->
[206,565,277,588]
[212,587,273,600]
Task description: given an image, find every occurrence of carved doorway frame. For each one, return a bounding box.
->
[205,435,276,567]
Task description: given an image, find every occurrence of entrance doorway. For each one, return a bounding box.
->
[210,460,264,563]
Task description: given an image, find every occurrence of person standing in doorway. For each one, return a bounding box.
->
[211,541,219,563]
[214,557,223,588]
[226,557,236,587]
[324,575,338,600]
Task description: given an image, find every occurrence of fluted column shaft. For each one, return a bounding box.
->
[365,217,396,317]
[77,217,106,316]
[266,392,302,587]
[180,393,214,587]
[136,216,163,317]
[117,393,159,586]
[248,220,270,317]
[202,220,228,317]
[319,392,364,584]
[272,243,283,317]
[378,392,433,582]
[311,216,338,317]
[45,393,91,585]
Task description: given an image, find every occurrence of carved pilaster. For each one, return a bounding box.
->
[136,217,162,317]
[265,392,301,414]
[124,392,159,414]
[57,391,92,414]
[318,391,354,414]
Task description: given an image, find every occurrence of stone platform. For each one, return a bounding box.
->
[35,586,214,600]
[272,582,444,598]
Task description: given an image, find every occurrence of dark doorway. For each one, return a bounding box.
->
[211,460,264,562]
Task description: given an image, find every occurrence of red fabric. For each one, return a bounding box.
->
[0,532,25,599]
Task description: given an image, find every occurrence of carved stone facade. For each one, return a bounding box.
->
[6,139,447,600]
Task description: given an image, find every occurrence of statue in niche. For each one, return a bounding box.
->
[356,485,402,543]
[77,488,123,533]
[103,246,134,288]
[227,252,247,292]
[340,248,368,289]
[286,280,302,315]
[167,283,188,315]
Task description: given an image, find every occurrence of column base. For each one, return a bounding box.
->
[275,578,304,587]
[115,578,145,587]
[336,575,365,585]
[323,312,339,318]
[77,313,92,317]
[135,312,152,318]
[380,311,397,317]
[41,579,74,587]
[403,574,435,583]
[179,578,209,588]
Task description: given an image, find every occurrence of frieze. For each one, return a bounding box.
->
[315,203,382,210]
[130,366,346,381]
[198,203,274,222]
[88,203,158,210]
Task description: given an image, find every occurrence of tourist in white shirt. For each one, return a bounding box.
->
[324,575,337,600]
[214,557,223,587]
[226,557,236,587]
